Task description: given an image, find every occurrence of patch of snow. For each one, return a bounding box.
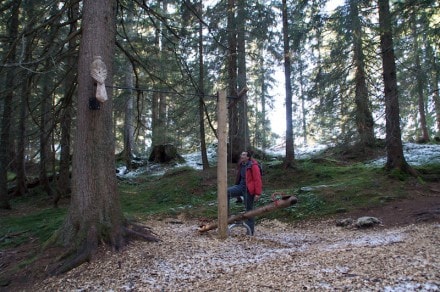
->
[367,143,440,166]
[117,142,440,179]
[383,281,439,292]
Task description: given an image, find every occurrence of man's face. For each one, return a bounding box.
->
[241,152,249,162]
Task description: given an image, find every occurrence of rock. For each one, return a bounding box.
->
[336,218,353,227]
[355,216,382,228]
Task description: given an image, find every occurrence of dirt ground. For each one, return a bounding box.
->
[1,182,439,291]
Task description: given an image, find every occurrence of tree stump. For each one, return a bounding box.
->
[148,144,184,163]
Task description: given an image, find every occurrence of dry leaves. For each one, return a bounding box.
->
[35,219,440,291]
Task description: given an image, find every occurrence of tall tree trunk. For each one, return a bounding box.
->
[299,55,307,146]
[350,0,375,148]
[433,55,440,136]
[282,0,295,168]
[0,0,20,209]
[260,63,268,153]
[236,0,250,152]
[378,0,413,174]
[55,1,79,207]
[14,73,30,197]
[197,2,209,170]
[411,13,429,142]
[51,0,156,275]
[227,0,239,162]
[123,61,135,170]
[151,0,168,148]
[39,68,55,198]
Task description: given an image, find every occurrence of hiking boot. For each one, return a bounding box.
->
[235,196,243,204]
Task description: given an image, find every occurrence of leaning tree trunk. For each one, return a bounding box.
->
[378,0,414,175]
[51,0,156,275]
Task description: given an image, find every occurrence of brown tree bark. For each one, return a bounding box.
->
[0,0,20,209]
[411,13,429,142]
[227,0,240,162]
[123,61,135,170]
[350,0,375,148]
[14,75,30,198]
[433,56,440,136]
[282,0,295,168]
[197,3,209,170]
[378,0,414,174]
[236,0,250,153]
[55,1,78,206]
[50,0,157,275]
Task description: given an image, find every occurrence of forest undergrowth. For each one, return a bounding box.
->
[1,143,440,289]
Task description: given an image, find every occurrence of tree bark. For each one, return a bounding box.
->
[123,61,135,170]
[237,0,250,152]
[227,0,240,162]
[51,0,157,275]
[350,0,375,148]
[378,0,413,174]
[55,1,78,206]
[197,3,209,170]
[433,55,440,136]
[14,73,30,197]
[0,0,20,209]
[282,0,295,168]
[411,13,429,142]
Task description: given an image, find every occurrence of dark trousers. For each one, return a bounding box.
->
[227,184,255,234]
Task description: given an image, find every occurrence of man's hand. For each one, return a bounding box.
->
[254,194,261,202]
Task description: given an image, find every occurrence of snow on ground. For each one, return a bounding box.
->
[36,220,440,291]
[367,143,440,166]
[117,142,440,179]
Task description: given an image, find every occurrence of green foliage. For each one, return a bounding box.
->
[1,158,438,250]
[120,166,217,219]
[0,204,66,249]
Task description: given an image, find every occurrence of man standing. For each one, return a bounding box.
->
[227,150,263,235]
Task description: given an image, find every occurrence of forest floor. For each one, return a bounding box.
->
[1,181,439,291]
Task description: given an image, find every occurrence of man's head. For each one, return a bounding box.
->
[240,150,253,162]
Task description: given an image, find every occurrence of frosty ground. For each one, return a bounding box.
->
[32,142,440,291]
[35,219,440,291]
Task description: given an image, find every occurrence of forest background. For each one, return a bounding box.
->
[0,0,439,276]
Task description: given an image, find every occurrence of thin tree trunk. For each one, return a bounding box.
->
[282,0,295,168]
[39,68,55,198]
[378,0,413,174]
[237,0,250,152]
[412,13,429,142]
[14,74,30,197]
[299,55,307,146]
[55,1,78,207]
[350,0,375,148]
[124,61,135,170]
[227,0,239,162]
[197,3,209,170]
[433,55,440,136]
[0,0,20,209]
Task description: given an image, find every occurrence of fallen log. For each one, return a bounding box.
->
[198,193,297,233]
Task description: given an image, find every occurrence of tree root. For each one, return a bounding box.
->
[49,244,93,276]
[47,223,159,275]
[124,223,160,242]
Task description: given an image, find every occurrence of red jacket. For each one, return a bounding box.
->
[235,158,263,196]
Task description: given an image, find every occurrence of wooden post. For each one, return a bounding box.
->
[217,89,228,239]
